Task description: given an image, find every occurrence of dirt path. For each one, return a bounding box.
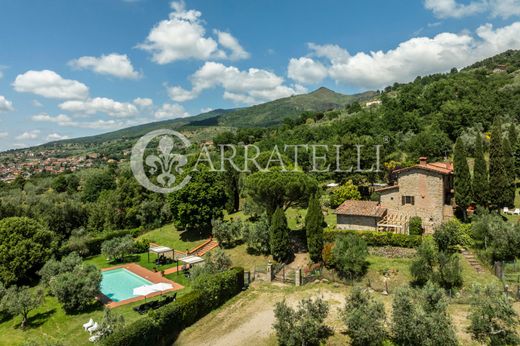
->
[174,281,498,346]
[174,283,347,346]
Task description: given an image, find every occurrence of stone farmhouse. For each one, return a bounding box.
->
[336,157,454,234]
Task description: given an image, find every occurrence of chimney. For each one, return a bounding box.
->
[419,157,428,166]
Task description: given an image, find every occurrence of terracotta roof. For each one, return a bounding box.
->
[335,200,387,217]
[394,161,453,175]
[375,185,399,193]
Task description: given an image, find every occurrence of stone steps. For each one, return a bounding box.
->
[461,249,484,274]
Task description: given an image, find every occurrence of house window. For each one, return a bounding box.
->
[402,196,415,205]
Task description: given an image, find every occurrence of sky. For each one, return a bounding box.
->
[1,0,520,151]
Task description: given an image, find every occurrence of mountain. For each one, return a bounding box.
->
[43,87,375,147]
[216,87,376,127]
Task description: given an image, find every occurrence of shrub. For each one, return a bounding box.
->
[244,216,270,255]
[212,219,244,248]
[392,283,457,346]
[50,264,101,313]
[408,216,424,236]
[101,235,135,262]
[468,284,520,345]
[433,220,464,252]
[133,238,150,253]
[324,229,422,248]
[410,237,462,290]
[39,252,83,287]
[61,229,137,257]
[332,233,368,279]
[330,180,361,209]
[273,297,332,346]
[342,288,387,346]
[103,268,244,346]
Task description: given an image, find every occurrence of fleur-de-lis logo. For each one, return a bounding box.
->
[145,136,188,187]
[131,129,191,193]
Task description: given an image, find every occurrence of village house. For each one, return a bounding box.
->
[336,157,454,234]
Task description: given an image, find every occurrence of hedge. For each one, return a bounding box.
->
[61,229,139,256]
[103,267,245,346]
[324,229,422,248]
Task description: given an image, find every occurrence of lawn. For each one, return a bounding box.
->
[0,288,184,346]
[223,244,272,271]
[136,223,206,251]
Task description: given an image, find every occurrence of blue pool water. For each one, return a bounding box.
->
[101,268,152,302]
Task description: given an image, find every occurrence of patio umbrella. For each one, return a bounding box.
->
[149,283,173,293]
[133,285,160,302]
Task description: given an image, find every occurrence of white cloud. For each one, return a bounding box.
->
[167,86,198,102]
[30,112,140,130]
[0,96,14,112]
[200,107,213,113]
[289,22,520,90]
[13,70,89,99]
[133,97,153,108]
[0,132,8,139]
[168,62,305,105]
[215,30,250,60]
[16,130,40,140]
[489,0,520,18]
[69,53,141,79]
[137,1,248,63]
[424,0,486,18]
[288,57,328,84]
[32,113,72,125]
[308,43,350,64]
[58,97,138,117]
[154,103,190,119]
[424,0,520,19]
[46,133,69,141]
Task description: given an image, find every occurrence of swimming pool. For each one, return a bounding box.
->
[101,268,153,302]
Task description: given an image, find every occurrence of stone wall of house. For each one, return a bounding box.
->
[379,168,451,233]
[337,215,378,231]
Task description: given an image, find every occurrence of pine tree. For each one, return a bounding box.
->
[489,120,509,210]
[454,137,472,219]
[472,133,489,207]
[305,194,324,263]
[503,137,516,208]
[269,207,293,262]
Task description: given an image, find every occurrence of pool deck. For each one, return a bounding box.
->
[99,263,184,308]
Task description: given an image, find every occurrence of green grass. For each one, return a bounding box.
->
[0,288,184,346]
[223,244,272,271]
[136,223,206,251]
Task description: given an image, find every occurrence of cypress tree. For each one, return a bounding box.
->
[269,207,293,262]
[454,137,472,219]
[509,124,520,178]
[489,120,509,210]
[503,137,516,208]
[305,194,324,263]
[472,134,488,207]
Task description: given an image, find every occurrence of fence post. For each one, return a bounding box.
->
[267,262,273,283]
[295,267,302,286]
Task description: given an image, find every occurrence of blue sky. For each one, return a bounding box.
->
[1,0,520,151]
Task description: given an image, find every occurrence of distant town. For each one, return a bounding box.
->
[0,150,121,182]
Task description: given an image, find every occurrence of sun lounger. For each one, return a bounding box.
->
[503,207,511,214]
[83,318,94,331]
[514,208,520,215]
[88,322,99,335]
[89,334,100,342]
